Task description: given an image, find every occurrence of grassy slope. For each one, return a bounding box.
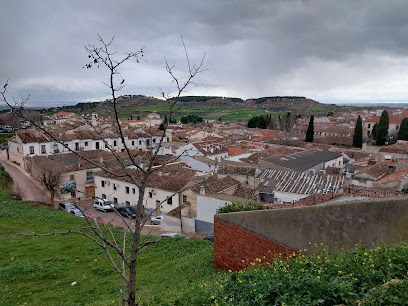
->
[0,189,221,305]
[1,183,407,305]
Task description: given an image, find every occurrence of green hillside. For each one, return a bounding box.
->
[0,182,407,305]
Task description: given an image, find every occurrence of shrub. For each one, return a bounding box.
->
[205,242,408,305]
[216,202,264,214]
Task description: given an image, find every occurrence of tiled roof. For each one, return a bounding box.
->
[376,168,408,184]
[256,169,343,195]
[240,147,303,164]
[355,162,391,181]
[96,162,196,192]
[190,176,240,194]
[218,164,257,176]
[227,147,246,156]
[192,140,229,156]
[379,140,408,154]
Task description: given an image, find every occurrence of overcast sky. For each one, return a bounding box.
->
[2,0,408,107]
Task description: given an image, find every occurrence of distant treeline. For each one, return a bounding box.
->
[180,114,203,124]
[251,96,306,104]
[248,113,299,131]
[169,96,243,103]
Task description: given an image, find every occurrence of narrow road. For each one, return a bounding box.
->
[0,160,50,204]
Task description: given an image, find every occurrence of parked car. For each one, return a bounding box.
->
[160,232,186,239]
[70,209,84,217]
[116,206,136,219]
[202,234,214,242]
[85,214,105,224]
[58,201,76,213]
[151,215,163,225]
[93,199,114,212]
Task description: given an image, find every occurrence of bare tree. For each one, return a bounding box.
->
[1,35,205,305]
[40,167,60,208]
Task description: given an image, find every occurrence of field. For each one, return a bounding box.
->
[97,102,271,122]
[1,184,407,305]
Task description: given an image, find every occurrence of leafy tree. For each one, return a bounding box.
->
[372,123,378,140]
[353,115,363,148]
[305,115,314,142]
[397,117,408,141]
[376,110,389,146]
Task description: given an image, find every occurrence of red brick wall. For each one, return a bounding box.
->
[213,218,297,271]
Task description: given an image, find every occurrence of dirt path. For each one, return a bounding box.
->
[0,159,50,204]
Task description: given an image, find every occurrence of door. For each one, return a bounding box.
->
[155,200,161,216]
[85,186,95,196]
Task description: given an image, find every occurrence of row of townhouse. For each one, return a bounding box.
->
[93,162,197,215]
[7,127,170,168]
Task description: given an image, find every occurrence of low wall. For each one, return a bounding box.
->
[181,216,195,233]
[195,219,214,234]
[214,196,408,270]
[161,215,181,232]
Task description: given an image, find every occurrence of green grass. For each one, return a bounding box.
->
[0,188,220,305]
[1,185,407,305]
[0,133,13,144]
[98,102,273,122]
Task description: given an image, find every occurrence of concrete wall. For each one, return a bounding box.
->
[161,215,181,232]
[195,219,214,234]
[214,196,408,270]
[197,195,231,223]
[181,216,195,233]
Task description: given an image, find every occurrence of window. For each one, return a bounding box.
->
[182,195,187,202]
[29,146,34,154]
[75,143,79,150]
[153,138,156,143]
[86,171,93,183]
[167,197,172,205]
[125,186,130,194]
[101,180,105,188]
[41,145,46,154]
[132,141,134,146]
[113,197,118,204]
[102,194,106,199]
[95,142,99,149]
[139,140,142,145]
[114,140,117,146]
[149,192,153,198]
[132,188,135,194]
[396,125,399,130]
[125,201,130,206]
[85,142,88,146]
[367,131,370,136]
[105,142,109,149]
[113,183,117,191]
[146,139,150,146]
[368,124,371,128]
[70,174,74,181]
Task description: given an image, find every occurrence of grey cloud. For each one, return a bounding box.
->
[2,0,408,106]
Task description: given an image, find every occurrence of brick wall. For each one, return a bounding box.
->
[213,218,296,271]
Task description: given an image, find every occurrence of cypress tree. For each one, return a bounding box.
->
[397,117,408,141]
[305,115,314,142]
[372,123,378,140]
[352,115,363,148]
[376,110,389,146]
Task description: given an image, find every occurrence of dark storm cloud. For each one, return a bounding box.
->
[2,0,408,106]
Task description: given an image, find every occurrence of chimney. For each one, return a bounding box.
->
[199,186,205,196]
[91,112,98,127]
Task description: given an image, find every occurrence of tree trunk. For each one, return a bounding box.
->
[128,186,146,305]
[50,190,56,209]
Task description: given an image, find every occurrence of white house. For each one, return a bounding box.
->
[175,140,229,161]
[93,162,196,215]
